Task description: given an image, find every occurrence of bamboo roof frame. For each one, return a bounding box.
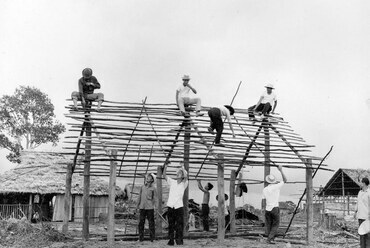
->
[62,99,330,183]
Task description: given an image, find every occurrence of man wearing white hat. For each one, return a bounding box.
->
[354,177,370,248]
[248,83,277,121]
[262,165,287,244]
[176,75,203,116]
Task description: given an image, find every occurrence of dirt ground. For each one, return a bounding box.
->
[0,218,360,248]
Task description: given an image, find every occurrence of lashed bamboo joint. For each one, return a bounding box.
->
[63,100,329,181]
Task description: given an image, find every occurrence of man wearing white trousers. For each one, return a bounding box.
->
[176,75,203,117]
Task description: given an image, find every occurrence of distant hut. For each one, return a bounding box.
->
[317,168,370,218]
[0,150,116,222]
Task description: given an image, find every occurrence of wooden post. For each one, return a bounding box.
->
[262,122,270,231]
[28,194,33,221]
[183,117,190,235]
[82,121,91,241]
[107,150,117,245]
[217,154,225,242]
[341,171,345,217]
[305,159,313,245]
[62,163,73,233]
[229,170,236,234]
[156,165,163,235]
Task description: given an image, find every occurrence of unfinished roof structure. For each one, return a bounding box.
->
[63,100,330,181]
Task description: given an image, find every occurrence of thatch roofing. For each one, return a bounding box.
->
[0,150,112,196]
[318,168,370,197]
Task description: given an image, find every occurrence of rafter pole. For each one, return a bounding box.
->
[118,97,147,176]
[235,124,263,176]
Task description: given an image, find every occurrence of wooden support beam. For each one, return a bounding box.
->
[156,165,163,235]
[183,116,190,236]
[82,120,91,241]
[341,171,345,217]
[306,158,313,245]
[62,163,73,233]
[107,150,117,245]
[262,121,270,229]
[229,170,236,234]
[217,154,225,242]
[28,194,33,221]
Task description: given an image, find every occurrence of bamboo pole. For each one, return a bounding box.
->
[156,165,163,235]
[183,116,190,236]
[82,121,91,241]
[306,158,313,245]
[107,150,117,245]
[229,170,236,234]
[217,154,225,243]
[62,163,73,233]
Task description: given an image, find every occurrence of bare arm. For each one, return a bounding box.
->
[163,163,168,181]
[176,90,179,106]
[197,180,207,193]
[187,84,197,94]
[278,165,287,183]
[226,112,235,137]
[78,80,86,105]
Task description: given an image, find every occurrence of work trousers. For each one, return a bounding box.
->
[265,207,280,241]
[248,103,272,119]
[138,209,155,242]
[201,204,210,231]
[208,108,224,144]
[359,219,370,248]
[167,207,184,245]
[177,97,201,113]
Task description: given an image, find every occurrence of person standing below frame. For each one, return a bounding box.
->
[136,173,157,242]
[354,177,370,248]
[262,165,287,244]
[197,180,214,231]
[163,162,189,246]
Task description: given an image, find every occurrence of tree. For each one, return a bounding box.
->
[0,86,66,162]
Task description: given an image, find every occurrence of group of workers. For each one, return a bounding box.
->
[70,68,285,245]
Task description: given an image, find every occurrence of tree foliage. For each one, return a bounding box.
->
[0,86,66,162]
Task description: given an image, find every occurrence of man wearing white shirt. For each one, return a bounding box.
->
[176,75,203,116]
[248,83,277,121]
[207,105,236,147]
[262,165,287,244]
[354,177,370,248]
[163,162,189,246]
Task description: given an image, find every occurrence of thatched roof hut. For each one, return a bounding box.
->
[0,150,114,222]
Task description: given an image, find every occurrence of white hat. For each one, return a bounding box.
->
[265,83,274,89]
[359,220,370,235]
[182,75,190,80]
[265,174,277,184]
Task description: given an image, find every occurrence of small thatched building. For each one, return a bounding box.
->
[317,168,370,218]
[0,150,114,222]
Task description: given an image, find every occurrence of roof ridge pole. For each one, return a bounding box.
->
[118,97,147,176]
[82,108,92,241]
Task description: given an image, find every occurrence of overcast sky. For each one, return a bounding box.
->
[1,0,370,208]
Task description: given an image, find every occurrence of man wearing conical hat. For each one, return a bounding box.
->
[248,83,277,122]
[176,75,204,117]
[262,164,287,244]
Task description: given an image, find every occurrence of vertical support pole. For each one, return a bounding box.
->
[321,190,325,225]
[183,117,190,236]
[305,159,313,245]
[107,150,117,245]
[341,171,345,217]
[82,121,91,241]
[262,122,270,231]
[347,195,350,215]
[62,163,73,233]
[28,194,33,221]
[217,155,225,242]
[156,165,163,235]
[229,170,236,234]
